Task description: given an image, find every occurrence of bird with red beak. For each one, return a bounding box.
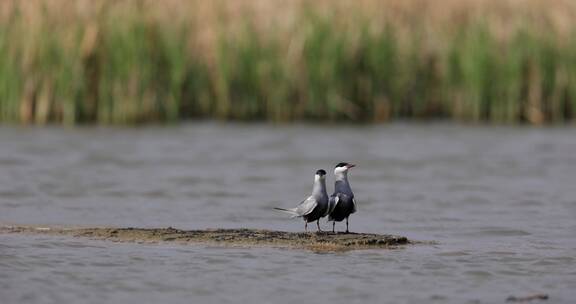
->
[327,162,357,233]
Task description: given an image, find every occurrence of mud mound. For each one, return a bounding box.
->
[1,225,410,251]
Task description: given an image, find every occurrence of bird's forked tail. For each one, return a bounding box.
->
[273,207,300,218]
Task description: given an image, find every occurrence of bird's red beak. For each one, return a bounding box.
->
[346,164,356,168]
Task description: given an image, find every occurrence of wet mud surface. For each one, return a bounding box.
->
[0,225,410,251]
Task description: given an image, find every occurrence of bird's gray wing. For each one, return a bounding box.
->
[327,195,339,221]
[351,198,357,213]
[328,195,339,215]
[296,196,318,216]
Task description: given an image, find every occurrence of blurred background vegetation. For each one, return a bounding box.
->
[1,0,576,125]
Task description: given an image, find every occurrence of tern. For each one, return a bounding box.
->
[274,169,329,232]
[328,162,357,233]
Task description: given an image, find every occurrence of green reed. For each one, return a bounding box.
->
[1,3,576,125]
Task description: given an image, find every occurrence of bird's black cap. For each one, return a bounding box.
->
[335,162,349,168]
[316,169,327,176]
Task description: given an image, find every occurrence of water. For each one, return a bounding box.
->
[1,123,575,304]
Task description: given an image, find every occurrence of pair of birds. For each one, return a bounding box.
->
[275,162,357,233]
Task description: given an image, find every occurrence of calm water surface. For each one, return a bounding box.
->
[1,123,575,304]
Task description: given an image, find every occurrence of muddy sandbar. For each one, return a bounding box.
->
[0,225,410,251]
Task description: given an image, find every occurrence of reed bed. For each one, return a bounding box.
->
[1,0,576,124]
